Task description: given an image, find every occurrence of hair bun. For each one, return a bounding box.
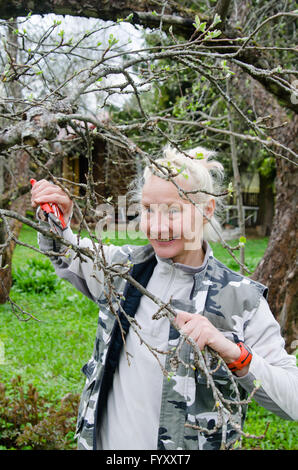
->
[184,146,224,174]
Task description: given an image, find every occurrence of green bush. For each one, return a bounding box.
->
[0,376,79,450]
[12,258,61,294]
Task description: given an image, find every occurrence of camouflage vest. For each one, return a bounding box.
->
[75,243,267,450]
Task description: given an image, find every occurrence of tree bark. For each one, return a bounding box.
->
[256,172,275,237]
[0,19,27,303]
[0,221,13,303]
[214,0,232,26]
[252,115,298,351]
[0,149,30,303]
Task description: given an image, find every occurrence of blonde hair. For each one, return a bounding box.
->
[128,145,225,242]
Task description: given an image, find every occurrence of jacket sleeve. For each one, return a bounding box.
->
[37,221,125,304]
[235,296,298,420]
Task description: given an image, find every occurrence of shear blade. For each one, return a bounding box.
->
[47,212,64,237]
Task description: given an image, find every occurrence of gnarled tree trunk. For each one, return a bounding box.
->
[252,115,298,351]
[0,149,30,303]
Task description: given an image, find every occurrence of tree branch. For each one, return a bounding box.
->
[0,2,296,112]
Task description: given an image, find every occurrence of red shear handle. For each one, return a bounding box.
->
[30,178,66,229]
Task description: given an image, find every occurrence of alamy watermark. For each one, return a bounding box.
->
[94,196,205,250]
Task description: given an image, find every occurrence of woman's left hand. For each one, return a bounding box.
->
[175,311,241,365]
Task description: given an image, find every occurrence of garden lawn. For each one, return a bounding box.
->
[0,225,297,450]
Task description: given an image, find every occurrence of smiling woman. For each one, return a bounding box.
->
[137,145,224,266]
[140,176,209,266]
[31,146,298,451]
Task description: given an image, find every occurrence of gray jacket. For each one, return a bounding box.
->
[38,225,298,450]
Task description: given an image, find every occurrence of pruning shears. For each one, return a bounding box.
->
[30,178,67,234]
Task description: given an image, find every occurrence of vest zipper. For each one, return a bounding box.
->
[189,276,196,300]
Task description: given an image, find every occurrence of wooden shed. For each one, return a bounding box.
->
[57,124,139,222]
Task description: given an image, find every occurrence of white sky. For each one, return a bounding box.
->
[1,13,147,113]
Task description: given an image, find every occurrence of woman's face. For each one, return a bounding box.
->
[140,174,214,266]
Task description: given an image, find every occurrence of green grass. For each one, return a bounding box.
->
[0,226,99,401]
[0,225,297,450]
[211,237,269,274]
[242,401,298,450]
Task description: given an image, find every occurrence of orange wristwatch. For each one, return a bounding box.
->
[227,342,252,372]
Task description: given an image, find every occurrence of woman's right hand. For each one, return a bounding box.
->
[31,179,73,225]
